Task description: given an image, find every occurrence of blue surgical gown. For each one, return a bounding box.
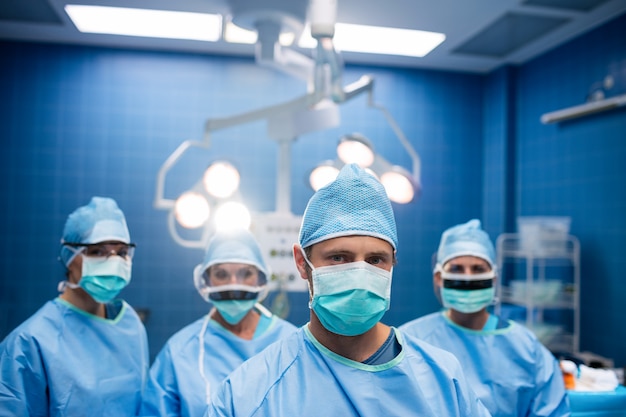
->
[207,325,492,417]
[400,311,570,417]
[140,311,297,417]
[0,297,149,417]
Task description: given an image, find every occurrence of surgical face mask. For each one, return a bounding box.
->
[306,257,392,337]
[198,282,264,325]
[212,299,257,325]
[440,271,495,314]
[63,255,132,303]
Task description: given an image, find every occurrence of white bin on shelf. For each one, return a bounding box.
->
[517,216,571,255]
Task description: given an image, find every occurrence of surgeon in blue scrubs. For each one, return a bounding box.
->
[207,164,491,417]
[400,219,570,417]
[0,196,149,417]
[140,228,297,417]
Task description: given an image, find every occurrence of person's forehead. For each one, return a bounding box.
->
[211,263,257,271]
[89,240,128,245]
[445,255,490,267]
[311,235,394,256]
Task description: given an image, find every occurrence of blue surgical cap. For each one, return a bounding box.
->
[199,228,269,285]
[436,219,495,268]
[299,163,398,250]
[60,197,131,266]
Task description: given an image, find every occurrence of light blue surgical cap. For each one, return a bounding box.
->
[436,219,495,268]
[199,228,269,285]
[60,197,131,266]
[299,163,398,250]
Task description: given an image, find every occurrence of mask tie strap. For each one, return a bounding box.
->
[254,303,273,318]
[198,308,216,404]
[57,280,81,292]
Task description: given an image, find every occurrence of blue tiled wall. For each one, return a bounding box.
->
[510,12,626,364]
[0,42,482,360]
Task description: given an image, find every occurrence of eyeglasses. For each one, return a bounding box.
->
[64,242,136,260]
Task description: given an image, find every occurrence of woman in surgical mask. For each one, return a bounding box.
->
[0,196,149,417]
[400,219,570,417]
[140,228,297,417]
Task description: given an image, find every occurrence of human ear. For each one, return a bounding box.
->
[292,244,309,280]
[433,271,443,304]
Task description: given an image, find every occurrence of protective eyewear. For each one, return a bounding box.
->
[443,279,493,290]
[208,287,262,301]
[64,242,136,260]
[203,265,260,285]
[440,271,494,290]
[199,283,265,302]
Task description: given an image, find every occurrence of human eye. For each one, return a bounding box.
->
[329,254,346,263]
[446,264,465,273]
[472,265,490,274]
[240,268,258,282]
[85,245,107,257]
[212,269,229,281]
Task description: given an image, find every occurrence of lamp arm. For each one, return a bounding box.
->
[342,75,374,102]
[370,103,421,184]
[154,139,208,210]
[314,37,344,102]
[369,100,421,184]
[203,74,377,139]
[204,91,325,137]
[167,210,210,249]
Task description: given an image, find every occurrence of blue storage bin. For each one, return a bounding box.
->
[568,385,626,417]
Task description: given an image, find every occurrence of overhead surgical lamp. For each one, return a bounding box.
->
[161,158,253,248]
[202,161,240,199]
[156,74,421,244]
[154,0,421,299]
[309,160,341,191]
[380,165,416,204]
[174,191,210,229]
[337,133,375,167]
[213,201,252,231]
[309,131,420,204]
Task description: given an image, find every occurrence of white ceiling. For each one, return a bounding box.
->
[1,0,625,73]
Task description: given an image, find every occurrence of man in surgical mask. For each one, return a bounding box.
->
[140,228,296,417]
[400,219,570,417]
[0,196,149,417]
[207,164,491,417]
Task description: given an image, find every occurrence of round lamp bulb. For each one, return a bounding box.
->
[214,201,251,231]
[381,171,414,204]
[203,162,240,199]
[309,165,340,191]
[337,140,375,168]
[174,192,210,228]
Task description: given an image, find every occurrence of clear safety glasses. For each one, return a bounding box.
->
[64,242,136,260]
[193,263,266,303]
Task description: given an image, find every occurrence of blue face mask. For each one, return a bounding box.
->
[212,299,257,324]
[79,275,128,303]
[307,259,392,336]
[439,270,495,313]
[64,255,132,303]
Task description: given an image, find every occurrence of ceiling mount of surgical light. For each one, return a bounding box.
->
[154,0,422,250]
